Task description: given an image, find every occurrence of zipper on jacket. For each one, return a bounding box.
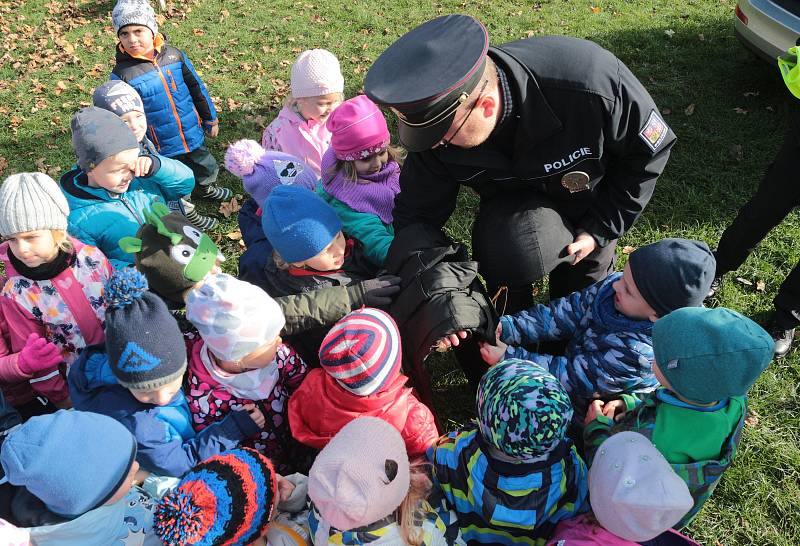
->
[149,126,161,152]
[167,69,178,92]
[119,195,144,225]
[152,55,191,153]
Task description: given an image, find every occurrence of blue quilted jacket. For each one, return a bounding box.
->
[111,35,217,157]
[500,272,656,416]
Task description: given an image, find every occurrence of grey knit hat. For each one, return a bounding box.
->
[92,80,145,117]
[71,107,139,172]
[0,173,70,236]
[112,0,158,36]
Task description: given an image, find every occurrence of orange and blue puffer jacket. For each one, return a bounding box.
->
[111,34,217,158]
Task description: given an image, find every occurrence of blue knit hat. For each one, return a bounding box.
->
[155,448,277,546]
[653,307,774,404]
[104,267,187,391]
[628,238,716,317]
[477,359,572,461]
[0,410,136,518]
[261,185,342,263]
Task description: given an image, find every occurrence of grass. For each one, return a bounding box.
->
[1,0,799,543]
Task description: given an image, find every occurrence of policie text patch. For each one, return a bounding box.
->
[638,109,669,152]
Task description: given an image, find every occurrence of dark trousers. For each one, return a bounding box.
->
[173,144,219,188]
[454,191,618,389]
[715,114,800,328]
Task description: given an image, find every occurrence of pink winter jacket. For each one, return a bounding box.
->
[261,105,333,177]
[0,238,111,406]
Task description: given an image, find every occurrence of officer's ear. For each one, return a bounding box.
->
[477,95,497,118]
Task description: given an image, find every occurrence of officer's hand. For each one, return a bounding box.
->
[566,231,597,265]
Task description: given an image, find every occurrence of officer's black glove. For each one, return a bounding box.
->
[346,275,402,309]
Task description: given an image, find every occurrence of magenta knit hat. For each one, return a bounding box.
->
[326,95,390,161]
[318,307,402,396]
[291,49,344,99]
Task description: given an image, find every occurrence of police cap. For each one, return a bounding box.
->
[365,14,489,152]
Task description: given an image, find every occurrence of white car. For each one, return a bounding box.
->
[735,0,800,63]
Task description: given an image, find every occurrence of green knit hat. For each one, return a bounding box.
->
[653,307,774,404]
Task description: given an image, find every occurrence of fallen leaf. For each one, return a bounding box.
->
[225,230,242,241]
[218,196,241,218]
[54,80,67,96]
[0,156,8,175]
[621,245,636,254]
[192,28,205,36]
[734,107,748,114]
[590,6,601,13]
[684,103,695,116]
[698,33,705,41]
[219,9,229,22]
[735,277,753,287]
[745,410,759,427]
[664,29,675,38]
[661,108,672,115]
[766,106,775,112]
[756,280,766,292]
[743,91,759,97]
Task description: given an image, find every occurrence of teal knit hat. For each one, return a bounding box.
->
[653,307,774,404]
[477,359,572,461]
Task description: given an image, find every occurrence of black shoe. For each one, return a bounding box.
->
[184,208,219,231]
[706,276,722,300]
[769,325,795,358]
[194,184,233,201]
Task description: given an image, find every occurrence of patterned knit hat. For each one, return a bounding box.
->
[261,185,342,264]
[0,172,69,237]
[104,267,187,391]
[477,359,572,461]
[187,273,286,362]
[318,307,402,395]
[224,140,318,206]
[327,95,391,161]
[155,448,277,546]
[92,80,145,116]
[112,0,158,36]
[290,49,344,99]
[309,417,410,533]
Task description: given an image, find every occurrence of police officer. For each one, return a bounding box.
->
[365,14,676,314]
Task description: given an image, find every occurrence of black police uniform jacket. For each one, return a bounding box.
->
[394,36,676,248]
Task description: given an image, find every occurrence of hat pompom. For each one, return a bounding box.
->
[105,267,149,309]
[154,492,204,545]
[224,139,265,178]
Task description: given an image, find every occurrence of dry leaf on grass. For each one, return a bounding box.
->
[756,280,766,292]
[225,230,242,241]
[684,103,695,116]
[218,196,242,218]
[622,245,636,254]
[735,277,753,287]
[745,410,759,428]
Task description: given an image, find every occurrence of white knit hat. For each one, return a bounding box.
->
[308,417,409,533]
[112,0,158,36]
[290,49,344,98]
[589,432,694,541]
[186,273,286,362]
[0,173,69,237]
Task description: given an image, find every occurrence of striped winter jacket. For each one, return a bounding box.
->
[111,34,217,157]
[428,425,588,545]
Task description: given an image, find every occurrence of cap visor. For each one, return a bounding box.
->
[397,113,456,153]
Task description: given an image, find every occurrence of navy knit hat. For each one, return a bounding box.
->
[653,307,774,404]
[261,185,342,263]
[628,238,716,317]
[477,359,572,461]
[104,267,187,391]
[0,410,136,518]
[155,448,277,546]
[71,106,139,172]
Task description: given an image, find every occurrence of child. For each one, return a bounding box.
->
[154,447,308,546]
[262,49,344,177]
[428,359,588,544]
[480,238,716,416]
[60,106,195,268]
[318,95,402,267]
[546,432,697,546]
[0,172,113,412]
[110,0,231,202]
[0,409,160,545]
[68,268,264,477]
[92,79,218,230]
[308,416,465,546]
[224,139,318,285]
[289,307,438,458]
[185,273,309,473]
[583,306,774,528]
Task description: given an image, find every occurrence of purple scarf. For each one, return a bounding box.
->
[320,148,400,224]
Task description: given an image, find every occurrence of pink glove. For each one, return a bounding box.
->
[18,333,63,375]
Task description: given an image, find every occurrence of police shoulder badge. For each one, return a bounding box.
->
[561,171,591,193]
[638,109,669,152]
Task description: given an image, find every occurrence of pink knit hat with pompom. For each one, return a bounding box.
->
[225,139,318,206]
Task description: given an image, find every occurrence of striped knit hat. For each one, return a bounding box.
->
[154,448,277,546]
[477,359,573,461]
[318,307,401,395]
